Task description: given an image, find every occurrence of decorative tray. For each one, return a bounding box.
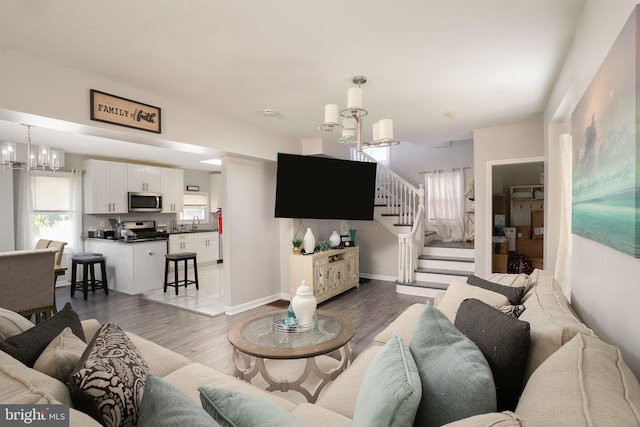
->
[271,312,318,333]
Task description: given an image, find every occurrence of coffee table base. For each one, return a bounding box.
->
[233,343,352,403]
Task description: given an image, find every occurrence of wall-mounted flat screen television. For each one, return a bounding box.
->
[274,153,377,220]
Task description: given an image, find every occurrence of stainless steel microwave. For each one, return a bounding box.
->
[128,192,163,212]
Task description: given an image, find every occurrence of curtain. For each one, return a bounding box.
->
[426,169,465,242]
[68,169,83,254]
[15,171,35,250]
[554,133,573,300]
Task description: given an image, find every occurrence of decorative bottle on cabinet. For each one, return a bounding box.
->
[329,230,341,248]
[291,280,317,326]
[303,228,315,254]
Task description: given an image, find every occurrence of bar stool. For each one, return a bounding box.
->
[164,252,199,295]
[71,253,109,300]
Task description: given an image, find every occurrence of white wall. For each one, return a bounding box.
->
[473,118,545,278]
[544,0,640,377]
[223,156,282,313]
[0,47,300,162]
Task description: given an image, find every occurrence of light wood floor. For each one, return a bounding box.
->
[56,279,430,375]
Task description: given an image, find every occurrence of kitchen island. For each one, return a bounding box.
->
[84,239,167,295]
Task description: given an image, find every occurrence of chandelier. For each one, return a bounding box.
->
[2,125,64,172]
[318,75,399,151]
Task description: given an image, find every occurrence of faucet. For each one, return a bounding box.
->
[192,216,200,231]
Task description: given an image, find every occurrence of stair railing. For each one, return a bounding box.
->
[351,149,425,283]
[398,204,425,282]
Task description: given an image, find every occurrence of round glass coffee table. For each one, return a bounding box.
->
[228,309,355,403]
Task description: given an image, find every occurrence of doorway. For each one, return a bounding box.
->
[490,158,544,274]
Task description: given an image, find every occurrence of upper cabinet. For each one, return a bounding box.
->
[161,167,184,214]
[127,164,161,193]
[84,159,128,214]
[209,173,221,212]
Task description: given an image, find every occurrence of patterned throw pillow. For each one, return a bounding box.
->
[68,323,150,427]
[494,304,526,318]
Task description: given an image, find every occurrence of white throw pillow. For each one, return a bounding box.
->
[0,307,35,340]
[437,278,509,323]
[33,327,87,382]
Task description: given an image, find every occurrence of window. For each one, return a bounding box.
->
[32,175,72,245]
[363,146,390,166]
[179,192,209,223]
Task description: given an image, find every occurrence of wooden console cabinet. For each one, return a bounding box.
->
[289,246,359,304]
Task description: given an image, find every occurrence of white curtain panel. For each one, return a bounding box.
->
[68,169,83,254]
[15,171,35,250]
[555,133,573,300]
[426,169,465,242]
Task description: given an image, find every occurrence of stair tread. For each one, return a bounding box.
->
[419,255,474,263]
[396,280,449,290]
[415,267,471,277]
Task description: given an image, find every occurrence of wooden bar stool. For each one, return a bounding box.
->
[71,253,109,300]
[164,252,199,295]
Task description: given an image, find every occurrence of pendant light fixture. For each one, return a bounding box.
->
[1,125,65,172]
[318,76,400,151]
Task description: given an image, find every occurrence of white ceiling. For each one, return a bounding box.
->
[0,0,585,170]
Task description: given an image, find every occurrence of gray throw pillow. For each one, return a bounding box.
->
[455,298,530,411]
[467,274,525,305]
[0,302,85,367]
[409,304,496,427]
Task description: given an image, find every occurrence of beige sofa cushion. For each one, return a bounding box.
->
[516,333,640,426]
[519,269,594,379]
[316,345,382,419]
[441,411,526,426]
[126,332,191,378]
[291,403,352,427]
[436,278,509,323]
[373,303,425,345]
[162,362,298,411]
[0,307,35,339]
[0,350,72,405]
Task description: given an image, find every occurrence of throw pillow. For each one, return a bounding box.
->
[33,327,87,382]
[68,323,149,427]
[454,298,530,411]
[138,373,221,427]
[198,387,306,427]
[352,333,421,427]
[409,304,496,427]
[436,278,509,323]
[0,302,85,367]
[466,274,525,305]
[484,273,532,292]
[494,304,526,318]
[0,307,35,339]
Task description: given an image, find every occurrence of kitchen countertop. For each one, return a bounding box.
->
[169,229,217,234]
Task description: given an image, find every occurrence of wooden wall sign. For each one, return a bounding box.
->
[90,89,161,133]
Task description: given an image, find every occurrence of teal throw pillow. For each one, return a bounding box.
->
[409,304,497,427]
[352,333,421,427]
[138,373,221,427]
[198,387,306,427]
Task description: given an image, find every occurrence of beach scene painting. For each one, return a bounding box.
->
[571,6,640,258]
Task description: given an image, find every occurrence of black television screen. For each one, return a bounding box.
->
[274,153,377,220]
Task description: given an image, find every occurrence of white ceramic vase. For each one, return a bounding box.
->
[291,280,317,326]
[303,228,315,254]
[329,231,341,247]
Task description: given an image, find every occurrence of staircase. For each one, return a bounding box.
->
[352,150,475,297]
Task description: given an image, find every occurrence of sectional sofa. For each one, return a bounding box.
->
[1,269,639,426]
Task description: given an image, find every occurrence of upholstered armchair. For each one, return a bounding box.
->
[0,249,57,323]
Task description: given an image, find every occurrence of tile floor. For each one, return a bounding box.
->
[143,262,226,317]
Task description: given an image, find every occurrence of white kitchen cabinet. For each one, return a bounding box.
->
[194,232,219,264]
[169,232,218,265]
[209,173,222,212]
[127,164,161,192]
[84,239,167,295]
[169,234,196,253]
[84,159,128,214]
[161,167,184,214]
